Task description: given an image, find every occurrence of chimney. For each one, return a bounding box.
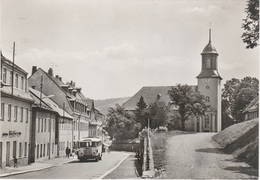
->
[59,77,62,82]
[32,66,37,75]
[55,75,59,79]
[48,68,53,76]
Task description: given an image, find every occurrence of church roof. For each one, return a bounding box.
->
[201,29,218,55]
[201,42,218,55]
[122,85,198,111]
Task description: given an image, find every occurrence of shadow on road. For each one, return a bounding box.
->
[196,148,225,154]
[68,159,98,163]
[224,166,258,177]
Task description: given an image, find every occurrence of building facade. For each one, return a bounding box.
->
[0,54,34,168]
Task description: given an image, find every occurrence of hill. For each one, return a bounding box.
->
[94,97,130,116]
[212,118,258,169]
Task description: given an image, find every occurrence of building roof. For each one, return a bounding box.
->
[122,85,198,111]
[196,69,222,79]
[1,87,34,102]
[1,54,28,75]
[29,87,73,119]
[201,29,218,55]
[201,42,218,55]
[243,96,259,113]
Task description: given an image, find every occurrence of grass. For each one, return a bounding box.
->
[213,118,259,169]
[150,130,193,178]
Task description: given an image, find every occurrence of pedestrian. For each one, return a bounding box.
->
[107,146,110,153]
[13,156,18,168]
[66,147,70,158]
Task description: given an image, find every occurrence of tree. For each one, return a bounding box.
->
[242,0,259,48]
[168,84,207,131]
[222,77,259,122]
[222,78,240,114]
[135,96,149,129]
[105,104,140,140]
[232,77,259,122]
[147,101,169,129]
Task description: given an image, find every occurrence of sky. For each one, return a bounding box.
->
[1,0,259,99]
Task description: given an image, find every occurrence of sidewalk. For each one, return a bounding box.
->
[0,156,78,178]
[103,154,142,179]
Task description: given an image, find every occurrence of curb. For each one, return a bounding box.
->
[0,158,77,178]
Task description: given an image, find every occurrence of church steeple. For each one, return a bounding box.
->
[197,29,222,79]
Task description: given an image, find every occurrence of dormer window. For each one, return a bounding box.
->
[3,68,7,83]
[21,76,24,90]
[15,73,18,88]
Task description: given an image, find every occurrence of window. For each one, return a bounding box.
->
[19,142,22,157]
[13,141,17,158]
[206,59,211,68]
[1,103,4,120]
[9,71,13,85]
[20,107,23,122]
[24,142,27,157]
[14,106,18,122]
[38,118,40,132]
[49,119,51,132]
[44,119,46,132]
[25,108,29,123]
[8,104,11,121]
[43,144,45,156]
[40,144,42,157]
[21,76,24,90]
[52,119,55,132]
[205,96,210,103]
[3,68,6,83]
[15,74,18,88]
[41,118,44,132]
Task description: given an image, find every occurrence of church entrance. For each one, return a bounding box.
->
[204,115,210,132]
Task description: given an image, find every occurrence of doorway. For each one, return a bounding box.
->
[6,141,10,166]
[0,142,2,168]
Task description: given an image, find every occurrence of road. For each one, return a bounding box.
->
[5,151,130,179]
[165,133,258,179]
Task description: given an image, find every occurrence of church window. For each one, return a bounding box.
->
[206,96,210,102]
[206,59,211,68]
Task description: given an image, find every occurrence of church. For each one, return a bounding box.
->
[122,30,222,132]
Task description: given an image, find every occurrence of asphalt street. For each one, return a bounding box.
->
[4,151,130,179]
[165,133,258,179]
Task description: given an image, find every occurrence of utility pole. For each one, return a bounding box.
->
[40,75,43,107]
[11,42,15,97]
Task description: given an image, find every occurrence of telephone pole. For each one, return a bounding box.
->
[11,42,15,97]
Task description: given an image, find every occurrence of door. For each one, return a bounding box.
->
[0,142,2,168]
[6,141,10,166]
[204,115,210,132]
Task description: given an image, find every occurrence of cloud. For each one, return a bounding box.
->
[103,43,139,59]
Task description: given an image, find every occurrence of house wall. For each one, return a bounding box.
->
[33,111,57,162]
[0,97,32,168]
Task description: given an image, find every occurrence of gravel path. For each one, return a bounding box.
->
[165,133,258,179]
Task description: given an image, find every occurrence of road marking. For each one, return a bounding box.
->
[96,153,130,179]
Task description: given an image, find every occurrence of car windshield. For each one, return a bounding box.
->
[79,141,99,147]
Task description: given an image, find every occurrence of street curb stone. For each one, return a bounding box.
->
[0,158,76,178]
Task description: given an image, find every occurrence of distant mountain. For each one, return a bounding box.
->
[94,97,130,116]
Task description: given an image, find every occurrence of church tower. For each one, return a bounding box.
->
[197,29,222,132]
